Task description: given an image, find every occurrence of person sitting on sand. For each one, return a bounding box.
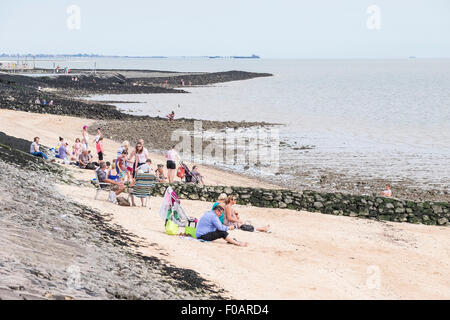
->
[30,137,48,160]
[56,140,69,161]
[191,165,205,185]
[166,111,175,121]
[381,184,392,197]
[212,193,227,224]
[195,204,247,247]
[77,150,93,169]
[96,162,125,197]
[155,164,166,182]
[224,195,270,232]
[107,161,119,182]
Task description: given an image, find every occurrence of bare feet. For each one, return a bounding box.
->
[257,225,271,232]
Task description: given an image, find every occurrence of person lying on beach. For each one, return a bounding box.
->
[96,162,125,196]
[381,184,392,197]
[30,137,49,160]
[224,195,270,232]
[155,164,167,182]
[195,204,247,247]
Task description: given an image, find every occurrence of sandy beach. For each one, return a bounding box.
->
[1,109,449,299]
[0,109,279,189]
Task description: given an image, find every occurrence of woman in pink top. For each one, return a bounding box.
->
[166,145,180,183]
[96,137,105,161]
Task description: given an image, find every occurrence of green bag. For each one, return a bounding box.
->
[165,219,179,235]
[185,226,197,239]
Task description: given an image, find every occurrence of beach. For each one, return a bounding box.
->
[0,109,449,299]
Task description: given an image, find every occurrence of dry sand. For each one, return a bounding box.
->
[2,109,450,299]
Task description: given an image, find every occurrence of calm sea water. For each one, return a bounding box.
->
[33,57,450,190]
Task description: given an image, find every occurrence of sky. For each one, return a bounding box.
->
[0,0,449,58]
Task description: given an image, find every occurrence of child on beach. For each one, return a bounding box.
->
[126,154,135,183]
[381,184,392,197]
[155,164,166,182]
[117,150,128,181]
[96,136,104,161]
[72,138,82,159]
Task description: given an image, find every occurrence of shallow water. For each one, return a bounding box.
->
[38,57,450,194]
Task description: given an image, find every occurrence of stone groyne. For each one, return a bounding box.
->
[152,183,449,226]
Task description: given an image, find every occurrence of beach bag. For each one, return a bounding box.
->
[86,163,96,170]
[240,224,254,232]
[177,166,185,179]
[185,219,197,238]
[165,219,179,235]
[116,196,130,206]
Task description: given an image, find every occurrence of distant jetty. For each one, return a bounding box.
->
[209,54,260,59]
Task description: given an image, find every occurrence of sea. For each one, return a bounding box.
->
[28,57,450,192]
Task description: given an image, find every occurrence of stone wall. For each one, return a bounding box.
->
[151,183,450,226]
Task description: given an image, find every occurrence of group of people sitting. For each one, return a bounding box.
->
[195,194,271,247]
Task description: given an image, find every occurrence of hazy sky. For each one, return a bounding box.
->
[1,0,449,58]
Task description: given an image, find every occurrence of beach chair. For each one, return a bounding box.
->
[128,172,156,207]
[93,169,112,200]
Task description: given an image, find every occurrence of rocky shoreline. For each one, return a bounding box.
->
[0,69,272,119]
[0,134,228,300]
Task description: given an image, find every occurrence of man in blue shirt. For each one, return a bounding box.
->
[196,204,247,247]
